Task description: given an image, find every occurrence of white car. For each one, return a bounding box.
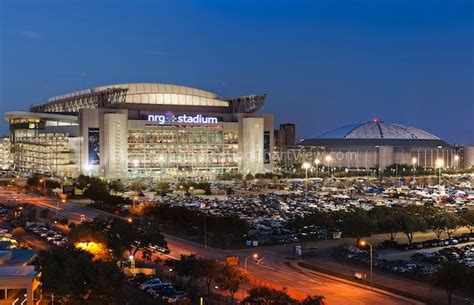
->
[140,279,170,290]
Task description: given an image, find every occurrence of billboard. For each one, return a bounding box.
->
[225,256,240,266]
[88,128,100,165]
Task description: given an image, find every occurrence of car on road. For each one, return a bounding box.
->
[139,278,170,290]
[148,244,171,254]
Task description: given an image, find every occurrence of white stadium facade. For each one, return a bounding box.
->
[4,83,274,179]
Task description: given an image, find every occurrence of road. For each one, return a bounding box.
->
[0,188,423,305]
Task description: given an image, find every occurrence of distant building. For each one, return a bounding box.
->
[462,146,474,169]
[0,137,12,171]
[275,123,295,151]
[287,120,466,170]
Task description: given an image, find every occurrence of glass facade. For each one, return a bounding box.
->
[9,117,79,177]
[127,124,238,179]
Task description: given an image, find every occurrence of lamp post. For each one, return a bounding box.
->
[314,158,320,179]
[411,157,417,181]
[435,158,444,185]
[301,162,311,198]
[325,155,332,178]
[359,240,373,289]
[243,253,260,299]
[454,155,459,170]
[129,255,135,276]
[39,178,46,196]
[244,253,259,272]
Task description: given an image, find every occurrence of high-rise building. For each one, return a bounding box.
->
[277,123,296,150]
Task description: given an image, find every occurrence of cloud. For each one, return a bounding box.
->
[16,29,42,40]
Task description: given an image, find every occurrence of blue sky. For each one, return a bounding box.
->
[0,0,473,144]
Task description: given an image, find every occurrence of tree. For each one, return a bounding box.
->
[200,258,220,294]
[40,208,50,219]
[241,286,299,305]
[37,246,125,305]
[216,265,247,303]
[45,179,61,190]
[75,174,91,190]
[399,207,427,245]
[443,213,460,239]
[431,261,469,305]
[109,179,125,193]
[11,227,27,243]
[24,205,37,221]
[27,176,40,188]
[130,180,146,192]
[83,177,109,201]
[71,217,166,260]
[461,210,474,233]
[429,210,461,240]
[287,210,335,236]
[430,211,447,241]
[245,173,255,181]
[131,219,167,256]
[156,182,170,196]
[301,295,326,305]
[371,207,402,242]
[339,209,374,243]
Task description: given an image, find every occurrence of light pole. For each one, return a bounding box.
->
[411,157,417,181]
[244,253,259,272]
[314,158,320,179]
[359,240,373,289]
[56,198,66,220]
[301,162,311,198]
[243,253,259,299]
[454,155,459,170]
[435,158,444,185]
[39,178,46,196]
[325,155,332,178]
[129,255,135,276]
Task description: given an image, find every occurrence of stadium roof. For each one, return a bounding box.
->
[313,120,440,140]
[29,83,266,114]
[299,120,449,148]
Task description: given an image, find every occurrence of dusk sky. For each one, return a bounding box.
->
[0,0,472,144]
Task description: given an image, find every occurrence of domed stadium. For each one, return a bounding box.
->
[295,120,459,170]
[299,120,447,147]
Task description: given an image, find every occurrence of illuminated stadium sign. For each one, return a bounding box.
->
[147,112,218,124]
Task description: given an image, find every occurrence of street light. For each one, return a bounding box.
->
[314,158,320,179]
[325,155,332,177]
[359,240,373,289]
[411,157,417,181]
[435,158,444,185]
[244,253,260,272]
[129,255,135,276]
[302,162,311,198]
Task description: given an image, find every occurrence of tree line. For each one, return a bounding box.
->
[143,204,248,249]
[288,206,474,244]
